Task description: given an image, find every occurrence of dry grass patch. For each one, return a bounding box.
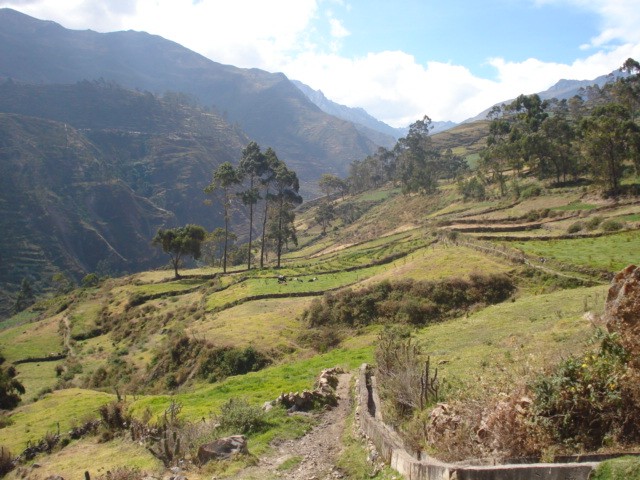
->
[360,244,513,285]
[187,297,312,353]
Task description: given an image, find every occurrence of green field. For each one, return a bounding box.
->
[508,230,640,271]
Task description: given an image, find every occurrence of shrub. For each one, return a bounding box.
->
[530,331,635,449]
[601,219,624,232]
[585,216,603,231]
[375,327,440,425]
[99,401,131,432]
[521,184,542,199]
[0,357,25,410]
[301,274,515,328]
[0,446,14,477]
[567,221,584,234]
[297,327,342,353]
[218,398,266,434]
[458,177,486,201]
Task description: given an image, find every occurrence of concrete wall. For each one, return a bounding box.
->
[356,364,597,480]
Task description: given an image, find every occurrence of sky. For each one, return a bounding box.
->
[2,0,640,127]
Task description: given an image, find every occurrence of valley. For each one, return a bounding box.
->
[1,180,639,479]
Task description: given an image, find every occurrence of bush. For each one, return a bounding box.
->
[567,221,584,234]
[601,219,624,232]
[585,216,603,231]
[218,398,266,434]
[99,401,131,432]
[530,331,635,449]
[375,327,440,426]
[301,274,515,328]
[0,357,25,410]
[521,184,542,199]
[297,327,342,353]
[458,177,486,201]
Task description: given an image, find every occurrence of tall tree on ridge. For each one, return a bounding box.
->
[269,162,302,268]
[259,148,280,268]
[238,142,267,270]
[204,162,240,273]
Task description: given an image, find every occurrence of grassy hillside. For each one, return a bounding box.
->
[1,176,639,478]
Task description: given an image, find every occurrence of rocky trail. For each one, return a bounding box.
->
[236,372,353,480]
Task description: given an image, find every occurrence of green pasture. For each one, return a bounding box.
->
[128,346,372,421]
[14,359,65,401]
[187,297,312,353]
[0,316,63,362]
[68,298,103,338]
[205,264,388,312]
[508,230,640,272]
[2,388,114,452]
[415,284,608,397]
[7,438,164,480]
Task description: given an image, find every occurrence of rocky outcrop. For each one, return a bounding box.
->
[266,367,343,412]
[197,435,248,464]
[605,264,640,366]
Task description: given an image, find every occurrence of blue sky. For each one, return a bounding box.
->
[1,0,639,126]
[337,0,601,77]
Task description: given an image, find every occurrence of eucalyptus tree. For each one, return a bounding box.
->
[268,162,302,267]
[580,104,640,195]
[259,147,280,268]
[204,162,240,273]
[238,142,268,270]
[480,106,513,196]
[395,116,443,194]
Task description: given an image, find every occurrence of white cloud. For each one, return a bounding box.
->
[2,0,640,126]
[329,18,349,38]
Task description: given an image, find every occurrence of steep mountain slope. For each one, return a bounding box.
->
[0,8,379,188]
[0,81,250,316]
[292,79,401,148]
[0,113,172,311]
[292,80,457,145]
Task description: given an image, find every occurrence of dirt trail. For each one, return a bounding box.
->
[237,372,353,480]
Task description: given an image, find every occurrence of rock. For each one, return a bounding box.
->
[605,264,640,366]
[427,403,460,444]
[262,401,274,412]
[197,435,248,464]
[44,476,64,480]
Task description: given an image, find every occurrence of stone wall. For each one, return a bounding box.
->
[356,364,597,480]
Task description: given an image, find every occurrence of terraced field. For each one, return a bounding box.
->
[1,183,639,479]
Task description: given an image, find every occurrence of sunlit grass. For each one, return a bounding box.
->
[508,230,640,272]
[415,285,608,397]
[0,315,64,362]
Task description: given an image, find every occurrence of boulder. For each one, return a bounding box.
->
[605,264,640,367]
[197,435,248,464]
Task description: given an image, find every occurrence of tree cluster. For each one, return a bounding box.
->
[478,58,640,196]
[346,116,467,195]
[153,142,301,276]
[202,141,302,271]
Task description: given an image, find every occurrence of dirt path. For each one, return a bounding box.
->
[237,372,353,480]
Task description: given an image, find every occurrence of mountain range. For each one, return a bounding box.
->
[0,7,625,316]
[0,8,379,188]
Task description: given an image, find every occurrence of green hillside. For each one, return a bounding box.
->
[1,173,638,478]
